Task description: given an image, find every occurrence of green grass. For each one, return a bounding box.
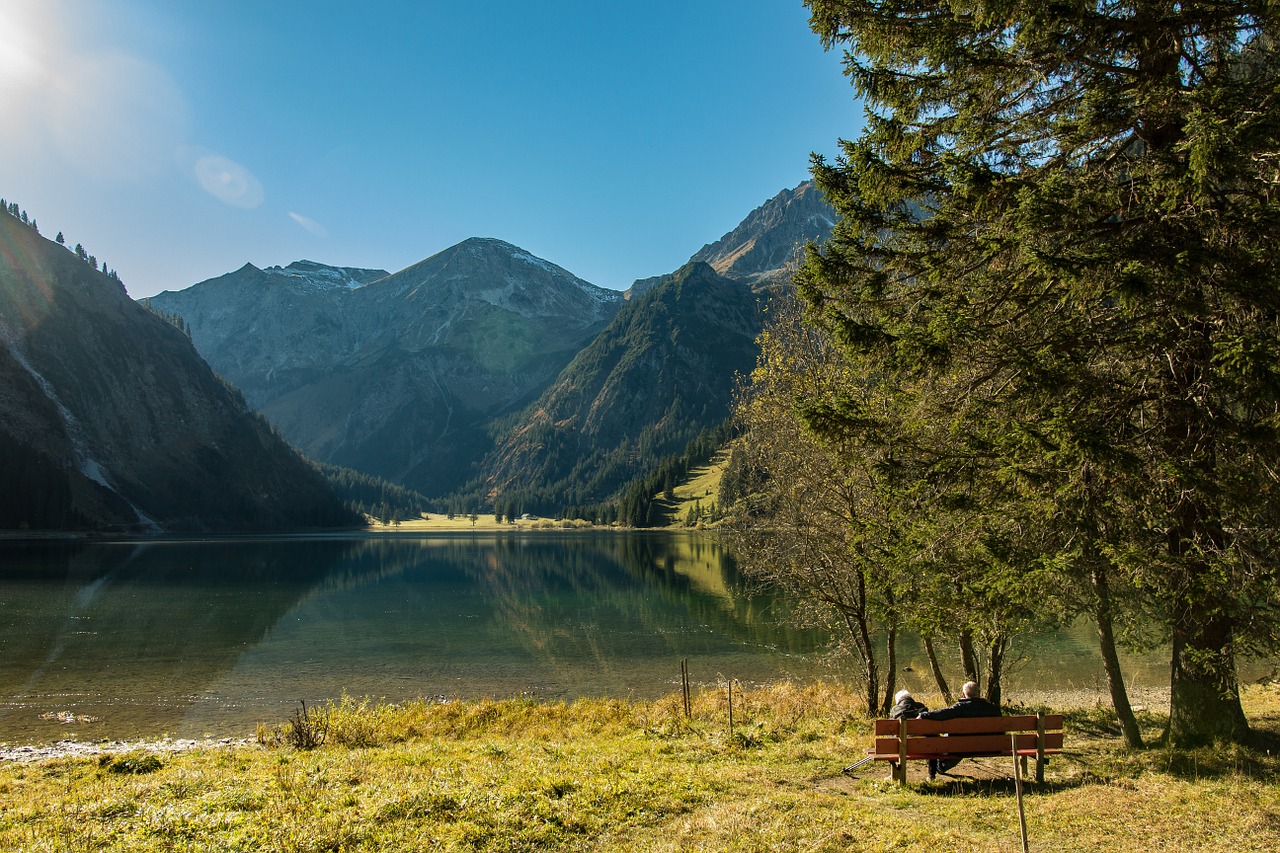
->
[2,682,1278,851]
[659,450,729,528]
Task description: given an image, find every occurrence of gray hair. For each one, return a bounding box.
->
[894,689,913,704]
[961,681,980,698]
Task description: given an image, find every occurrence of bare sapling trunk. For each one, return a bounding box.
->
[924,636,954,705]
[841,607,880,717]
[985,635,1008,709]
[1091,561,1143,748]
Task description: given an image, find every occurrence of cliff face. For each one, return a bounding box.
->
[147,238,624,497]
[688,181,836,287]
[0,213,358,532]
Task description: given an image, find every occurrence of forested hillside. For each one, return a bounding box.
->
[0,203,360,532]
[462,263,762,522]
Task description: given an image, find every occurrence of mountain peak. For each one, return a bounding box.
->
[262,260,388,291]
[384,238,621,310]
[689,181,835,284]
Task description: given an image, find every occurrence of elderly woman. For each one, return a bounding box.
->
[889,689,928,721]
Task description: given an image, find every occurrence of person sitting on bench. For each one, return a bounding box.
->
[918,681,1000,780]
[885,689,929,778]
[890,689,928,721]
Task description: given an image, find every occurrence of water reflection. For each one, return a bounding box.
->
[0,533,824,743]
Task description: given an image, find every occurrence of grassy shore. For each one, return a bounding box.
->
[1,682,1277,852]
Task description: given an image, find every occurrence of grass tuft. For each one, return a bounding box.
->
[98,752,163,775]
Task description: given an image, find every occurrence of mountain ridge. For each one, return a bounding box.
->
[141,180,835,516]
[146,236,624,498]
[0,210,358,532]
[475,261,762,515]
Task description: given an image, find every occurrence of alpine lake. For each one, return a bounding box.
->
[0,531,1224,746]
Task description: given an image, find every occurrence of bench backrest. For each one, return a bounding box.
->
[873,713,1064,759]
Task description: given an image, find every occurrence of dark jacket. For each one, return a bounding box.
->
[889,697,929,720]
[918,696,1000,721]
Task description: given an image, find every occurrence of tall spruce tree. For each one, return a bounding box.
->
[799,1,1280,746]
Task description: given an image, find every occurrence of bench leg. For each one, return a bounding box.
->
[893,761,907,785]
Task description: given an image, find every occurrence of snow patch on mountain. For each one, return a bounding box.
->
[262,260,388,292]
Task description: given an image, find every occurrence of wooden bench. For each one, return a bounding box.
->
[871,713,1064,784]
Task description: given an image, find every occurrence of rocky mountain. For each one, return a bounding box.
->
[475,261,763,514]
[141,181,837,516]
[0,210,359,532]
[146,238,623,497]
[688,181,835,287]
[623,182,834,303]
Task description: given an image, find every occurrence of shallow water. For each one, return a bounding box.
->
[0,531,1233,745]
[0,533,826,743]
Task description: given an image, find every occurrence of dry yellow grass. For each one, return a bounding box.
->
[2,681,1277,852]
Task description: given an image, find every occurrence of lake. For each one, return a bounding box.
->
[0,532,1187,745]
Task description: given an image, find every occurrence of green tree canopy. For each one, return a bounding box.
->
[799,1,1280,746]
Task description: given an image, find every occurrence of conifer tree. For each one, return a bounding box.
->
[799,1,1280,746]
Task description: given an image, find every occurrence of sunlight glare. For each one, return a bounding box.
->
[0,2,49,111]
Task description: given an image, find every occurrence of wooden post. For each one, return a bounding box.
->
[1012,733,1029,853]
[727,679,734,737]
[896,717,908,785]
[1035,711,1047,783]
[680,658,691,719]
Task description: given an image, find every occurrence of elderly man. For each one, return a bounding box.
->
[917,681,1000,780]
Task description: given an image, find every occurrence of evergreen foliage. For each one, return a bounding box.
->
[474,421,736,527]
[1,197,123,288]
[316,462,435,523]
[793,1,1280,746]
[0,433,91,530]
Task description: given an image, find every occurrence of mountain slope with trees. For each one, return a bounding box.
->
[0,206,359,532]
[471,262,763,521]
[145,183,834,514]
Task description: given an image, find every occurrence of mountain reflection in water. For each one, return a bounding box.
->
[0,533,825,743]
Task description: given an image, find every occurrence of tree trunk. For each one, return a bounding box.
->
[1159,313,1251,747]
[881,623,898,716]
[843,607,880,717]
[1167,608,1250,747]
[924,636,953,705]
[985,635,1007,708]
[959,630,980,685]
[1091,562,1143,748]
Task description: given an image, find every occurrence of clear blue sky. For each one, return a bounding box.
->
[0,0,860,298]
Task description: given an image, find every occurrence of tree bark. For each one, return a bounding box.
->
[924,636,954,705]
[1091,562,1143,748]
[881,623,898,716]
[842,606,880,718]
[1167,608,1250,746]
[985,635,1007,709]
[959,629,980,685]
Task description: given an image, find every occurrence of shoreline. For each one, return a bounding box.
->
[0,736,257,764]
[0,683,1186,764]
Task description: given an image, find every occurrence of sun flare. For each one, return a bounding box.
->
[0,2,48,102]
